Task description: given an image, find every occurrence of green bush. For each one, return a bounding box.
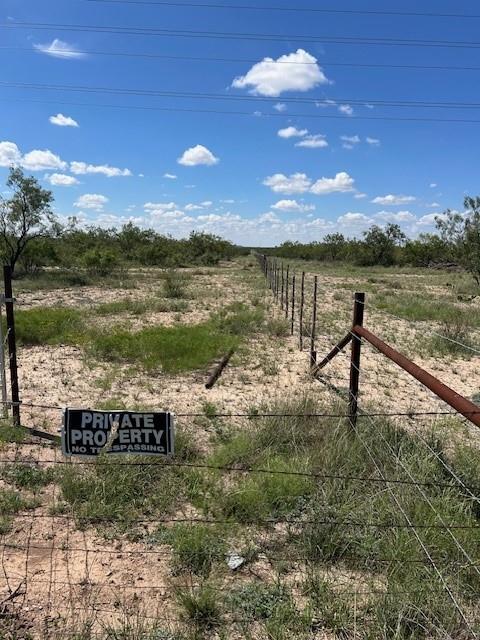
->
[163,270,191,299]
[80,247,121,277]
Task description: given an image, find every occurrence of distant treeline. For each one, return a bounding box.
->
[19,224,244,277]
[257,224,458,269]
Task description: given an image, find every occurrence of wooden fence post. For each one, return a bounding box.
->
[299,272,305,350]
[290,273,296,335]
[285,266,289,319]
[3,266,19,426]
[349,292,365,430]
[310,276,318,367]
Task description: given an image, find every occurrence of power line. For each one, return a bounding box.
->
[5,96,480,124]
[82,0,480,20]
[5,21,480,49]
[5,80,480,111]
[7,45,480,74]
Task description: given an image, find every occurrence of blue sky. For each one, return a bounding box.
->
[1,0,480,245]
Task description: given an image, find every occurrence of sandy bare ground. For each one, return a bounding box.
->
[0,258,479,637]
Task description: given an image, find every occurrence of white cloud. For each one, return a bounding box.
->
[0,141,22,167]
[310,172,355,195]
[144,202,177,213]
[417,213,440,226]
[259,212,281,223]
[272,199,315,213]
[264,171,355,196]
[375,210,416,223]
[22,149,67,171]
[163,173,177,179]
[354,192,367,199]
[74,194,108,211]
[274,103,287,112]
[371,194,416,206]
[317,99,337,108]
[341,135,360,145]
[295,134,328,149]
[338,104,354,116]
[70,161,132,177]
[338,212,372,226]
[277,126,308,139]
[232,49,330,97]
[46,173,79,186]
[177,144,219,166]
[366,137,380,146]
[34,39,86,59]
[427,202,440,208]
[341,134,360,149]
[0,141,67,171]
[430,183,437,188]
[263,172,312,194]
[49,113,79,127]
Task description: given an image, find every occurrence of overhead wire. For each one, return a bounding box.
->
[5,21,480,50]
[6,45,480,74]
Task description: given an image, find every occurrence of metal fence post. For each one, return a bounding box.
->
[310,276,318,367]
[285,266,289,319]
[3,266,20,426]
[299,271,305,350]
[290,273,296,335]
[349,292,365,430]
[280,263,284,310]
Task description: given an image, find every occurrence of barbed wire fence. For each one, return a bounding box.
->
[0,259,478,637]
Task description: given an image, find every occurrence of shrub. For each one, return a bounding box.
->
[80,247,121,277]
[163,270,190,299]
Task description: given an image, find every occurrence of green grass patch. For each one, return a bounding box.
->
[89,321,239,373]
[374,291,480,326]
[56,430,200,532]
[159,523,227,577]
[14,307,85,345]
[163,270,191,299]
[1,464,55,490]
[0,487,38,533]
[93,298,189,316]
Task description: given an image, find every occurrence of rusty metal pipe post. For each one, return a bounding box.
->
[349,292,365,430]
[355,324,480,429]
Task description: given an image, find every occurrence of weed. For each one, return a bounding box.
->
[163,524,227,577]
[201,401,218,421]
[94,299,189,317]
[266,317,291,337]
[57,431,198,531]
[427,319,477,357]
[164,270,191,299]
[213,303,264,335]
[0,487,37,533]
[89,322,238,373]
[1,464,55,490]
[177,586,222,630]
[14,307,84,345]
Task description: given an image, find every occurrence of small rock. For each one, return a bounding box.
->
[227,553,245,571]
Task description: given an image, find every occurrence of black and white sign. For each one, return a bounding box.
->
[62,409,174,457]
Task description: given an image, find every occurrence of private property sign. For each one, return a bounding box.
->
[62,409,174,457]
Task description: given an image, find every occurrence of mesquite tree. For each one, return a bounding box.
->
[0,167,60,274]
